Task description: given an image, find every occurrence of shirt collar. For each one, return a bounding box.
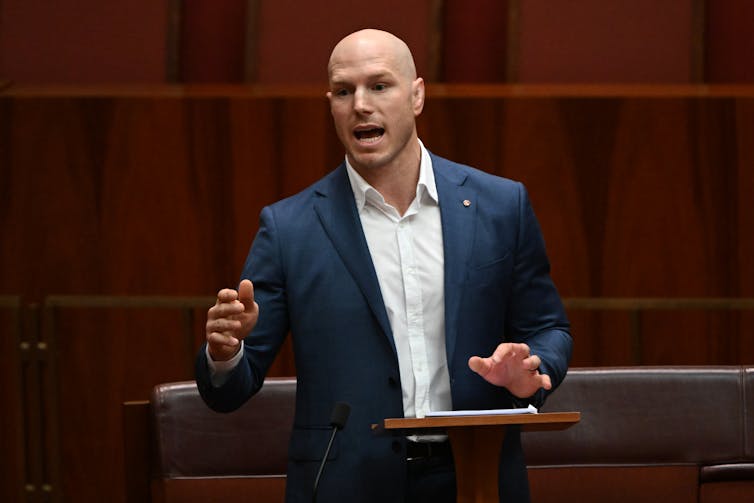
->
[345,140,438,212]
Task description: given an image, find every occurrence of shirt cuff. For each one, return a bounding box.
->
[512,388,545,409]
[206,344,244,387]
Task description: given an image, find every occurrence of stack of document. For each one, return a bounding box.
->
[426,404,538,417]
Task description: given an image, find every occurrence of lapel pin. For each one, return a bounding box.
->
[462,199,471,207]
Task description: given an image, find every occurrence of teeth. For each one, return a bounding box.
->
[354,128,384,142]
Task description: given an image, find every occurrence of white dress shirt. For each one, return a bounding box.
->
[345,140,451,419]
[209,140,453,419]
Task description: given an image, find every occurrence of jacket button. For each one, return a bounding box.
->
[392,440,402,453]
[388,376,398,388]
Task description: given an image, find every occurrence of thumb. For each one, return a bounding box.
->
[238,279,255,312]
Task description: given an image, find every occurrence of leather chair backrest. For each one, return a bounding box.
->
[523,366,746,466]
[151,377,296,478]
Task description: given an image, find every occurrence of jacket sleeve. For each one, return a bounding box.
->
[195,205,291,412]
[506,183,573,408]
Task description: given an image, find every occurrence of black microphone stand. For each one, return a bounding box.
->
[312,402,351,503]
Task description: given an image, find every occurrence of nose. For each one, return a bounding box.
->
[353,87,373,114]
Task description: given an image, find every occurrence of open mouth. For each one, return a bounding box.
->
[353,127,385,143]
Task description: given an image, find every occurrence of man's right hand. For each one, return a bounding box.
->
[206,279,259,361]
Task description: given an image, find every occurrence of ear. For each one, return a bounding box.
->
[411,78,425,116]
[326,91,335,115]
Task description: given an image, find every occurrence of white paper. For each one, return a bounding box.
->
[425,404,537,417]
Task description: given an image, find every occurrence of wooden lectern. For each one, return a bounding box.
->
[377,411,580,503]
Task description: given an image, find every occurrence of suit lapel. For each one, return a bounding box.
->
[311,156,476,364]
[313,165,396,356]
[433,155,476,366]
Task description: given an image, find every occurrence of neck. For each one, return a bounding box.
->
[353,139,421,215]
[373,171,418,215]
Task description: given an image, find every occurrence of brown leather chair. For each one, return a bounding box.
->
[124,377,296,503]
[698,366,754,502]
[125,367,754,502]
[523,366,754,503]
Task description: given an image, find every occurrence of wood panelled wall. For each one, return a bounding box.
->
[2,0,754,84]
[0,299,24,503]
[1,85,754,501]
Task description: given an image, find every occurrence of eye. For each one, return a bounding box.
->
[373,83,388,91]
[334,88,350,97]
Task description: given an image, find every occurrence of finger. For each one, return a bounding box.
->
[207,331,240,348]
[524,354,542,372]
[238,279,256,312]
[541,373,552,390]
[208,300,245,320]
[489,343,515,364]
[468,356,492,376]
[511,343,531,358]
[208,318,243,333]
[217,288,240,304]
[206,332,241,362]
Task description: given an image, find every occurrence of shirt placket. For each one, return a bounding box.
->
[396,218,430,418]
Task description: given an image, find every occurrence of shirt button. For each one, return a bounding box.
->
[388,377,398,388]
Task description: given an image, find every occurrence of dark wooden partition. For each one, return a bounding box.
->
[0,297,24,503]
[1,84,754,501]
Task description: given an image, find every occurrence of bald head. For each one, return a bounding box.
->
[325,28,425,179]
[328,29,417,81]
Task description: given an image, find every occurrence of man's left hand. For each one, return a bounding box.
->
[468,343,551,399]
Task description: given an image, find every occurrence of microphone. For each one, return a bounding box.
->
[312,401,351,503]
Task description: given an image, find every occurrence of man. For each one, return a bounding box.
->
[196,29,572,502]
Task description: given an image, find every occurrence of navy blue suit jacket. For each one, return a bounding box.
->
[196,153,572,502]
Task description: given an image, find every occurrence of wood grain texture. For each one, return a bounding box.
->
[514,0,695,83]
[1,84,753,501]
[382,411,580,430]
[706,0,754,82]
[0,300,24,502]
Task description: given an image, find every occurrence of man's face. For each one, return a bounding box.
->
[327,41,424,174]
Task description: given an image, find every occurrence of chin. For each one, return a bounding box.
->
[348,150,388,170]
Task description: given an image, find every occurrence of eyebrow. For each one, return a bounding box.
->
[368,72,394,81]
[330,71,397,87]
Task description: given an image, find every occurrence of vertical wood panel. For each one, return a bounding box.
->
[735,101,754,360]
[0,1,168,84]
[442,0,510,82]
[427,0,446,82]
[179,0,248,82]
[515,0,695,83]
[419,97,503,170]
[53,309,199,501]
[0,299,24,502]
[278,98,338,197]
[506,0,521,82]
[706,0,754,82]
[243,0,261,83]
[253,0,435,83]
[165,0,182,83]
[691,0,706,83]
[600,99,739,363]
